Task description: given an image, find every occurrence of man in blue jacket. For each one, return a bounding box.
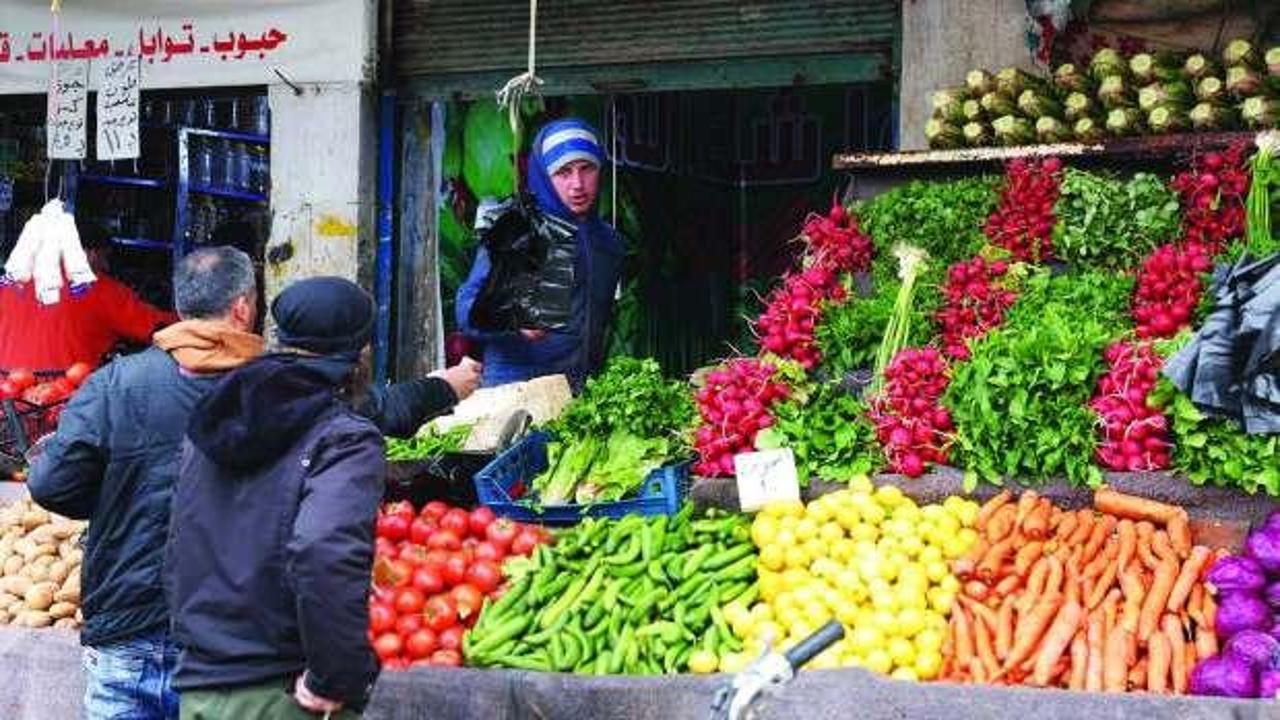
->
[456,118,624,389]
[166,277,384,718]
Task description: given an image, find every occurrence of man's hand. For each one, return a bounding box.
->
[294,673,344,714]
[430,357,483,401]
[519,328,547,341]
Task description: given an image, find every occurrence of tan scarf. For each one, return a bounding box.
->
[153,320,264,373]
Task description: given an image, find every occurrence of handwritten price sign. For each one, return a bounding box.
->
[97,57,140,160]
[47,60,88,160]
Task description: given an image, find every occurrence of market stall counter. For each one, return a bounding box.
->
[0,624,1267,720]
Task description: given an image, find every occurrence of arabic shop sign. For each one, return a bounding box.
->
[0,0,372,93]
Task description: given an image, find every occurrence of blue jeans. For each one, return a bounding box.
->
[83,630,181,720]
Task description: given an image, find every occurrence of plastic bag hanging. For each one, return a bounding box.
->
[4,199,97,304]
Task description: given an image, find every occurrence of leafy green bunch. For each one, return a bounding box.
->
[755,382,882,486]
[549,356,695,447]
[1052,169,1181,271]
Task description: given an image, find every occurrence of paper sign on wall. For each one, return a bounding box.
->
[47,60,89,159]
[97,57,140,160]
[734,448,800,512]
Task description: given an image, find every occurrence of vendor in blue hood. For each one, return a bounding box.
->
[455,118,624,390]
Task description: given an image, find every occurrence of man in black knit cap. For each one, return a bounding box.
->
[166,276,386,719]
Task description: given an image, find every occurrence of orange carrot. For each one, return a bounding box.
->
[1068,509,1095,546]
[1015,541,1045,577]
[1069,630,1088,691]
[1044,555,1064,596]
[954,608,975,671]
[1166,546,1212,613]
[1118,567,1145,632]
[1032,599,1083,686]
[968,537,992,565]
[996,596,1015,660]
[964,580,991,601]
[1103,628,1131,692]
[1015,490,1040,531]
[1187,583,1205,628]
[979,537,1016,581]
[1152,530,1177,563]
[1103,588,1123,641]
[1202,591,1217,634]
[1020,558,1049,616]
[1147,631,1171,694]
[1163,614,1188,695]
[977,490,1013,532]
[987,504,1018,542]
[970,656,988,684]
[1195,624,1218,660]
[1186,643,1199,684]
[1027,499,1054,540]
[1094,488,1182,524]
[1064,559,1082,608]
[1167,512,1192,559]
[1085,552,1120,610]
[962,596,1000,631]
[973,613,1000,680]
[1005,592,1063,672]
[1055,512,1078,542]
[1139,557,1179,642]
[1085,613,1104,692]
[1116,519,1137,572]
[1082,515,1118,566]
[1136,522,1161,571]
[995,574,1023,597]
[1129,658,1148,691]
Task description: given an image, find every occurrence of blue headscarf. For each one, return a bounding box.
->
[528,119,608,229]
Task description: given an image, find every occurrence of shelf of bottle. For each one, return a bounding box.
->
[188,184,269,203]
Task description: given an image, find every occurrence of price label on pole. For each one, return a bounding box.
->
[734,448,800,512]
[47,60,89,160]
[97,57,141,160]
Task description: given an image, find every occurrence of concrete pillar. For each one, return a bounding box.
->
[264,81,378,307]
[899,0,1030,150]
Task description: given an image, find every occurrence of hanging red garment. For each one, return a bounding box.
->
[0,275,177,371]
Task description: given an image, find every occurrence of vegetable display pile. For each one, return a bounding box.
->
[755,266,847,369]
[0,363,94,431]
[945,488,1218,694]
[754,383,881,485]
[1150,380,1280,495]
[1089,342,1171,472]
[549,356,695,445]
[1172,144,1251,256]
[693,359,791,478]
[1131,242,1214,339]
[385,425,472,462]
[934,256,1019,360]
[369,500,551,669]
[926,40,1280,149]
[867,347,953,478]
[0,499,84,630]
[727,483,979,677]
[983,158,1062,262]
[534,431,675,505]
[801,202,875,275]
[1051,170,1181,271]
[465,507,757,674]
[1189,512,1280,699]
[857,178,1000,271]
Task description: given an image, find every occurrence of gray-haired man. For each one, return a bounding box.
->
[30,246,263,720]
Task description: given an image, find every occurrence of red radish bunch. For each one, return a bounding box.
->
[1089,342,1171,472]
[755,266,847,369]
[802,202,875,274]
[1131,241,1214,338]
[693,359,790,477]
[934,256,1019,360]
[983,157,1063,262]
[369,500,550,670]
[867,347,953,478]
[1170,143,1250,257]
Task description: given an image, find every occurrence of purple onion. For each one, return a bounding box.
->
[1191,655,1258,698]
[1207,555,1267,593]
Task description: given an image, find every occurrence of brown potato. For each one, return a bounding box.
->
[0,575,32,596]
[3,555,23,576]
[23,582,56,611]
[15,610,52,628]
[48,602,76,620]
[46,560,69,586]
[55,573,81,604]
[20,509,50,530]
[0,609,10,625]
[19,564,48,583]
[53,617,78,630]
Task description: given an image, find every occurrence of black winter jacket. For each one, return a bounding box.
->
[28,348,220,646]
[166,354,383,709]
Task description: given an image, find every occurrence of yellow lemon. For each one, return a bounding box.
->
[861,502,887,526]
[955,501,980,527]
[806,501,834,524]
[914,649,944,680]
[820,522,845,544]
[849,475,874,494]
[759,544,786,572]
[935,513,961,538]
[874,484,906,507]
[688,650,719,674]
[939,574,961,595]
[803,539,828,563]
[784,545,809,570]
[771,499,806,519]
[836,603,861,626]
[957,527,979,547]
[890,666,919,682]
[924,560,951,584]
[718,652,750,673]
[922,503,947,521]
[751,515,779,545]
[794,517,819,541]
[888,636,916,667]
[722,600,749,625]
[929,588,956,615]
[758,572,783,602]
[864,649,893,674]
[831,539,859,564]
[941,536,970,560]
[896,607,927,638]
[835,506,862,531]
[849,626,884,656]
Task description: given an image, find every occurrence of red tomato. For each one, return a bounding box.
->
[425,529,461,551]
[377,514,410,542]
[438,625,464,652]
[485,519,519,550]
[421,501,450,520]
[398,544,430,566]
[368,603,397,634]
[465,560,502,595]
[450,583,483,620]
[64,362,92,387]
[0,380,18,400]
[371,585,397,607]
[373,632,402,661]
[510,528,541,557]
[441,554,468,586]
[375,537,398,558]
[409,518,436,545]
[6,369,35,391]
[395,613,424,637]
[430,649,462,667]
[421,549,450,573]
[411,566,445,596]
[372,558,412,589]
[468,507,497,538]
[473,541,505,564]
[423,594,457,632]
[405,628,439,659]
[394,587,426,615]
[385,501,416,521]
[440,508,470,537]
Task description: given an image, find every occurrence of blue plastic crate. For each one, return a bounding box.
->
[473,431,689,524]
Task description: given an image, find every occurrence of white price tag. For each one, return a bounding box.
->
[96,57,141,161]
[734,448,800,512]
[47,60,89,160]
